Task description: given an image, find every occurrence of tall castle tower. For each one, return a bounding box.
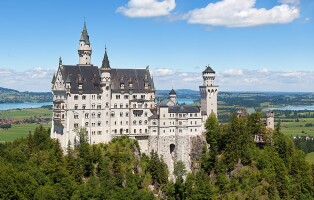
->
[266,110,275,130]
[199,66,218,117]
[100,48,112,139]
[78,21,92,65]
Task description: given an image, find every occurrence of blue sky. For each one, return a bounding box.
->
[0,0,313,92]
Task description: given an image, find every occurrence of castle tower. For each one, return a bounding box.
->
[199,65,218,117]
[78,21,92,65]
[169,89,176,104]
[100,48,112,140]
[266,110,274,130]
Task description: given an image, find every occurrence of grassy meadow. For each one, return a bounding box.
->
[0,107,51,120]
[0,123,51,142]
[280,118,314,137]
[0,107,52,142]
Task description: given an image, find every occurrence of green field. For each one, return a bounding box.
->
[0,123,51,142]
[280,118,314,137]
[0,107,51,120]
[306,152,314,164]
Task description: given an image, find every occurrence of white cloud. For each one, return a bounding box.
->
[186,0,300,27]
[259,68,269,73]
[0,67,54,92]
[117,0,176,18]
[154,68,176,76]
[278,0,299,6]
[223,69,244,76]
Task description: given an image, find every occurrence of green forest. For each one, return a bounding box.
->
[0,113,313,199]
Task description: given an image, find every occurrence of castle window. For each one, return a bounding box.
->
[74,113,79,119]
[97,131,102,135]
[92,131,95,135]
[85,122,89,127]
[139,120,142,125]
[92,123,95,127]
[106,103,109,107]
[106,121,108,125]
[134,129,136,133]
[114,104,117,108]
[195,121,197,125]
[145,129,148,133]
[133,104,137,108]
[126,121,128,125]
[163,122,165,125]
[82,95,86,100]
[98,113,101,118]
[133,120,136,125]
[126,129,129,133]
[145,112,148,117]
[120,121,123,125]
[74,104,78,109]
[179,129,182,133]
[195,113,197,117]
[82,105,86,109]
[145,104,148,108]
[98,121,101,126]
[126,104,129,108]
[115,121,117,125]
[111,112,115,117]
[92,104,95,109]
[124,95,129,99]
[141,95,145,99]
[106,112,108,116]
[120,83,124,89]
[120,103,123,108]
[92,113,95,118]
[116,95,120,99]
[152,121,157,125]
[126,112,129,117]
[133,95,137,99]
[85,113,89,119]
[120,112,123,117]
[179,121,182,125]
[190,129,192,132]
[190,114,192,117]
[144,120,148,125]
[97,104,101,109]
[97,95,102,100]
[139,129,142,133]
[74,123,78,128]
[114,129,117,134]
[92,95,95,100]
[74,95,78,100]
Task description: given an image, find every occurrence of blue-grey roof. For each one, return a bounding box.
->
[169,89,176,95]
[203,66,215,74]
[168,106,200,113]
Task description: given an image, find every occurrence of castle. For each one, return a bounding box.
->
[51,22,218,174]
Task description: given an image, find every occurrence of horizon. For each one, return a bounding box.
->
[0,1,313,92]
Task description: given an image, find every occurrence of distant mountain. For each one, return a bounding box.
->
[0,87,52,103]
[0,87,19,93]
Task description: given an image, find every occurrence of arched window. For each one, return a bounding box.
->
[120,112,123,117]
[133,120,136,125]
[144,120,148,125]
[139,120,142,125]
[92,113,95,118]
[98,112,101,118]
[85,122,89,127]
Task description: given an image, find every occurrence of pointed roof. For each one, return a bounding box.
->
[80,21,90,45]
[101,47,110,69]
[169,89,176,95]
[203,65,215,74]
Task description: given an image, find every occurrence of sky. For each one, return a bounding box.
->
[0,0,313,92]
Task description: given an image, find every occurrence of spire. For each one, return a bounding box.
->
[80,20,90,45]
[101,47,111,69]
[59,57,62,66]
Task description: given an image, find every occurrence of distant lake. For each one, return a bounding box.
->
[0,102,52,111]
[259,105,314,112]
[177,98,197,105]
